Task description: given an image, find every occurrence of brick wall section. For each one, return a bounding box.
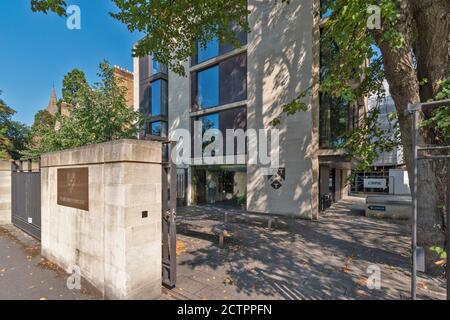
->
[113,67,134,109]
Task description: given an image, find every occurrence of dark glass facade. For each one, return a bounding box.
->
[191,53,247,111]
[319,31,350,149]
[192,24,248,66]
[192,107,247,157]
[139,55,169,138]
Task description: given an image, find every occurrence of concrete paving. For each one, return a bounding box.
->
[172,197,447,300]
[0,225,102,300]
[0,196,446,300]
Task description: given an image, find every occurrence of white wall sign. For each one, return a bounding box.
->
[364,178,387,189]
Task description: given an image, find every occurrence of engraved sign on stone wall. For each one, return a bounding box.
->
[57,168,89,211]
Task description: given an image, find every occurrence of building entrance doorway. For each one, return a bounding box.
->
[192,166,247,208]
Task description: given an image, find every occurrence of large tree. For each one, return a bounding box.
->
[0,93,14,159]
[28,62,143,155]
[0,92,30,160]
[31,0,449,273]
[61,68,89,107]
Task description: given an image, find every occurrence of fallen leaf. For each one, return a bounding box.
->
[223,277,234,285]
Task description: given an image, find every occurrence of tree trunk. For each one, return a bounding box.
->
[410,0,450,275]
[373,0,449,275]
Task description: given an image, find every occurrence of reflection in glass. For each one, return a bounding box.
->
[150,121,167,137]
[151,80,168,116]
[152,57,167,74]
[197,66,219,109]
[199,113,219,155]
[198,36,219,63]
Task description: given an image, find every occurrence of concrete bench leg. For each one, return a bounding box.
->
[219,233,224,249]
[268,218,273,231]
[224,213,228,223]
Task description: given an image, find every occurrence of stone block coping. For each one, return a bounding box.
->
[41,139,162,168]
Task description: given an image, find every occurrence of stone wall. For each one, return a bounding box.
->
[246,0,315,218]
[0,160,11,225]
[41,139,162,300]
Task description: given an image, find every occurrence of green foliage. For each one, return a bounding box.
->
[1,92,30,160]
[430,245,447,270]
[31,0,250,76]
[27,62,143,156]
[62,69,89,107]
[0,94,14,159]
[430,246,447,260]
[271,89,310,127]
[237,195,246,207]
[31,109,56,133]
[30,0,449,172]
[6,121,30,160]
[343,104,400,173]
[422,78,450,143]
[31,0,66,16]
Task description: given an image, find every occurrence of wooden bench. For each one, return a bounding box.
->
[223,212,278,230]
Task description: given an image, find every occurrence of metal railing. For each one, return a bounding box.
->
[407,99,450,300]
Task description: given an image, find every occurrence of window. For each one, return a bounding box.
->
[202,113,219,156]
[198,37,219,64]
[319,94,349,148]
[192,23,248,66]
[319,29,350,149]
[151,79,168,116]
[197,66,220,109]
[219,53,247,105]
[150,121,167,137]
[192,107,247,157]
[197,113,219,156]
[192,53,247,110]
[152,57,167,75]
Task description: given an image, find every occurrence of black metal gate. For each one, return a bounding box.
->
[11,159,41,240]
[162,142,177,288]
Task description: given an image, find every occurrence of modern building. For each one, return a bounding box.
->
[351,82,407,195]
[134,0,364,218]
[369,83,404,169]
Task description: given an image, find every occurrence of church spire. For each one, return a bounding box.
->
[47,84,58,115]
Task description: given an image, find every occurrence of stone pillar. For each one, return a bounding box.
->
[319,166,330,198]
[341,169,351,199]
[41,140,162,300]
[334,169,342,202]
[0,160,11,225]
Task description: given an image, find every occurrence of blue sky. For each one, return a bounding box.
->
[0,0,143,125]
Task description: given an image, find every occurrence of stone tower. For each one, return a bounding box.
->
[46,85,58,116]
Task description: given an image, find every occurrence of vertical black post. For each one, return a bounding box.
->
[447,160,450,300]
[28,159,32,172]
[19,160,23,172]
[411,106,419,300]
[168,141,177,286]
[161,141,177,288]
